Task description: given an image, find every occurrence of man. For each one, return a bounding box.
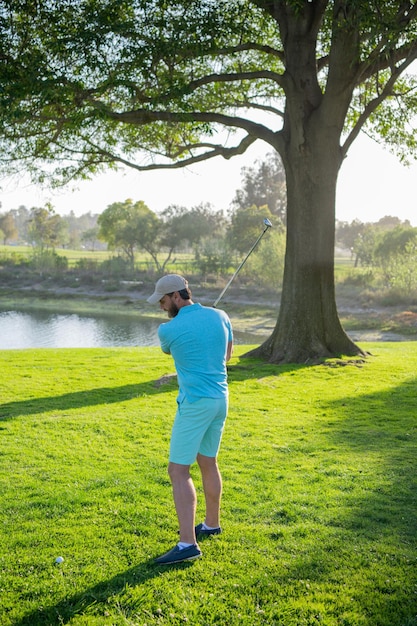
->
[147,274,233,565]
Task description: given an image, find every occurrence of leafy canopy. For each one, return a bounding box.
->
[2,1,416,185]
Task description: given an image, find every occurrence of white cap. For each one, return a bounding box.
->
[147,274,188,304]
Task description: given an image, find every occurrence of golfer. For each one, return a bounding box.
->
[147,274,233,565]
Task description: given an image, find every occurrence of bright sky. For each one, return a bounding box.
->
[1,132,416,226]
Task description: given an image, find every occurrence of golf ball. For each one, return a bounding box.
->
[55,556,64,564]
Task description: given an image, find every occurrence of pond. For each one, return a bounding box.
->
[0,309,260,349]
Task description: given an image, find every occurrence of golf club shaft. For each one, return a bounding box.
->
[213,224,271,308]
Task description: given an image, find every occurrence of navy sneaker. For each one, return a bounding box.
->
[195,523,222,538]
[154,543,202,565]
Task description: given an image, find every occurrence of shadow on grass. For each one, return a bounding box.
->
[228,358,306,381]
[0,379,177,421]
[255,375,417,625]
[12,558,195,626]
[0,357,301,422]
[324,376,417,540]
[277,376,417,625]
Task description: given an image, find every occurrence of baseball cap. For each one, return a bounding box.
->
[147,274,188,304]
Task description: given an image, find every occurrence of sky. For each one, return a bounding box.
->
[1,131,416,226]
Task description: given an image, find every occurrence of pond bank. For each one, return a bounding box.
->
[1,285,417,341]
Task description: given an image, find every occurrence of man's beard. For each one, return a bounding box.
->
[167,302,179,318]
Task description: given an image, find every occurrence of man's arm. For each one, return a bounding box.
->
[158,325,171,354]
[226,340,233,362]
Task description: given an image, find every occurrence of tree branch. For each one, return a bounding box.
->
[81,69,285,108]
[343,49,417,155]
[233,101,285,118]
[355,40,417,85]
[355,2,417,84]
[188,69,284,90]
[79,132,259,171]
[102,105,278,145]
[211,42,285,62]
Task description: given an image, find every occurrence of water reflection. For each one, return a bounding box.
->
[0,309,260,349]
[0,310,160,349]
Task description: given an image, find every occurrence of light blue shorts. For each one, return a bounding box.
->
[169,396,228,465]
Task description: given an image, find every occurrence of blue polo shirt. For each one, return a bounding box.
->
[158,303,233,403]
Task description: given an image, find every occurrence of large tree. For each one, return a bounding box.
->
[1,1,417,362]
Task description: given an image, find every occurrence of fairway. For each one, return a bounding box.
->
[0,344,416,626]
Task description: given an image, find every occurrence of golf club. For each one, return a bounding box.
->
[213,218,272,308]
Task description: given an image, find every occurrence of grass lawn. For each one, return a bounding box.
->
[0,344,416,626]
[0,244,196,271]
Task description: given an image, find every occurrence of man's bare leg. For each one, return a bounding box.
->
[197,453,222,528]
[168,462,197,544]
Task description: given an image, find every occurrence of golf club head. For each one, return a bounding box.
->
[263,218,272,228]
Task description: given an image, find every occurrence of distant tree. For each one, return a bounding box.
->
[0,211,18,244]
[336,219,366,254]
[63,210,98,249]
[77,211,99,230]
[28,205,66,251]
[233,153,286,221]
[337,217,415,265]
[73,212,102,250]
[98,198,184,271]
[160,203,226,250]
[158,205,190,250]
[352,225,379,267]
[380,239,417,294]
[376,215,412,231]
[243,227,286,289]
[228,205,274,255]
[374,226,417,262]
[10,206,30,242]
[61,210,83,249]
[98,199,160,268]
[194,236,232,278]
[81,226,101,252]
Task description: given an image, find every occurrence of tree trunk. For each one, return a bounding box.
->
[246,1,366,364]
[249,127,365,364]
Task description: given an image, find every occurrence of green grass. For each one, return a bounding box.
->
[1,345,416,626]
[0,244,196,271]
[0,245,110,265]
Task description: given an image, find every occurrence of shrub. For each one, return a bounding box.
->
[379,241,417,295]
[100,256,135,279]
[240,228,285,289]
[30,249,68,273]
[194,237,234,277]
[339,269,375,287]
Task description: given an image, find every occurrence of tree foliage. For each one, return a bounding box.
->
[97,198,227,270]
[232,152,286,221]
[0,211,18,244]
[98,199,160,267]
[28,205,66,251]
[1,1,416,181]
[229,204,274,254]
[241,227,286,289]
[159,203,226,248]
[337,217,416,267]
[380,240,417,293]
[374,226,417,261]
